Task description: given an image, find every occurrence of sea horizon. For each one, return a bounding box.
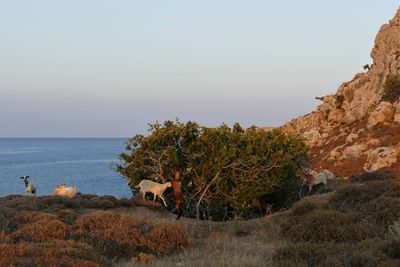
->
[0,137,132,198]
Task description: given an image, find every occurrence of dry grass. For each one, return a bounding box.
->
[0,172,399,267]
[0,195,191,266]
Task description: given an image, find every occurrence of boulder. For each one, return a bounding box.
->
[367,102,395,127]
[394,101,400,123]
[302,129,322,146]
[340,144,367,160]
[346,133,359,143]
[364,147,399,172]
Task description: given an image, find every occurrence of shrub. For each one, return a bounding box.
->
[362,197,400,231]
[0,242,105,267]
[7,211,58,231]
[72,211,190,259]
[348,171,394,183]
[11,219,70,242]
[383,239,400,259]
[330,181,394,211]
[117,120,308,220]
[290,200,317,216]
[382,74,400,103]
[273,240,389,267]
[389,220,400,239]
[280,210,377,243]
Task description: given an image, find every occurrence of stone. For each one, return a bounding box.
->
[302,129,322,146]
[394,101,400,123]
[346,133,359,143]
[364,147,399,172]
[340,144,368,160]
[367,101,395,127]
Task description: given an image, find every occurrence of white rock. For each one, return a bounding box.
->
[367,101,395,128]
[364,147,399,172]
[346,133,359,143]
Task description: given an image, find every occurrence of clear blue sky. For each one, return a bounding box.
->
[0,1,398,137]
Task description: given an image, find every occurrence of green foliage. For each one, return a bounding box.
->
[382,74,400,103]
[389,221,400,240]
[116,120,309,220]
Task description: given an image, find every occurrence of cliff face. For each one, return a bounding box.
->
[282,9,400,178]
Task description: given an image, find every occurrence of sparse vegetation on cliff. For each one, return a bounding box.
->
[382,74,400,103]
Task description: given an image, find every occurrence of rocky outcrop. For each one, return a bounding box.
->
[281,8,400,177]
[367,101,396,127]
[364,147,399,172]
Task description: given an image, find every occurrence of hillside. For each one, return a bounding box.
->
[1,172,399,266]
[283,9,400,180]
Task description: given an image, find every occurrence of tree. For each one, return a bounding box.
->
[382,74,400,103]
[116,120,309,220]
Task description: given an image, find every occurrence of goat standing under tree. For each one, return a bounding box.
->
[172,165,184,220]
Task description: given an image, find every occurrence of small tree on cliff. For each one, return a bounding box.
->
[382,74,400,103]
[116,120,308,220]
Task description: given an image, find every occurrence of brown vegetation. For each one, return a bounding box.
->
[0,195,190,266]
[0,171,399,267]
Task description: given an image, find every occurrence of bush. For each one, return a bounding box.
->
[7,211,58,231]
[362,197,400,231]
[280,210,377,243]
[383,239,400,259]
[273,239,389,267]
[389,221,400,239]
[290,200,317,216]
[382,74,400,103]
[330,181,394,211]
[117,120,308,220]
[11,219,70,242]
[348,171,394,183]
[72,211,190,259]
[0,242,104,267]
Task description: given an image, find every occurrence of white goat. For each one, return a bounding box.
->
[53,183,78,198]
[20,176,36,197]
[298,169,336,191]
[135,179,172,207]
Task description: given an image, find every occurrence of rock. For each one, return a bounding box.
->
[394,101,400,123]
[367,101,395,127]
[364,147,399,172]
[346,133,359,143]
[303,129,322,146]
[328,147,341,161]
[279,8,400,177]
[366,138,382,147]
[340,144,368,160]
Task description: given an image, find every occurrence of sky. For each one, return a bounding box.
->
[0,1,399,137]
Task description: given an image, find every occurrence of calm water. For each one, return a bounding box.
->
[0,138,132,198]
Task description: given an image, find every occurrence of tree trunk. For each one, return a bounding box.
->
[196,171,221,220]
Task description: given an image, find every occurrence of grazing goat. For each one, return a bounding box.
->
[20,176,36,197]
[53,183,78,198]
[135,180,172,207]
[297,169,335,192]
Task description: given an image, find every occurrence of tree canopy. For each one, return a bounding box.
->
[116,120,308,220]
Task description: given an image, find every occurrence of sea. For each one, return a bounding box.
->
[0,138,133,198]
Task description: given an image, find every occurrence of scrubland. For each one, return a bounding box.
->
[0,171,399,267]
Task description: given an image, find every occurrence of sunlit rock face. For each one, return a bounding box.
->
[280,9,400,177]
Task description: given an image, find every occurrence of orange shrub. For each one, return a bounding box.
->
[0,242,104,267]
[7,211,57,231]
[11,219,70,242]
[72,211,190,258]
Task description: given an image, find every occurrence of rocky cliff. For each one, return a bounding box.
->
[282,8,400,178]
